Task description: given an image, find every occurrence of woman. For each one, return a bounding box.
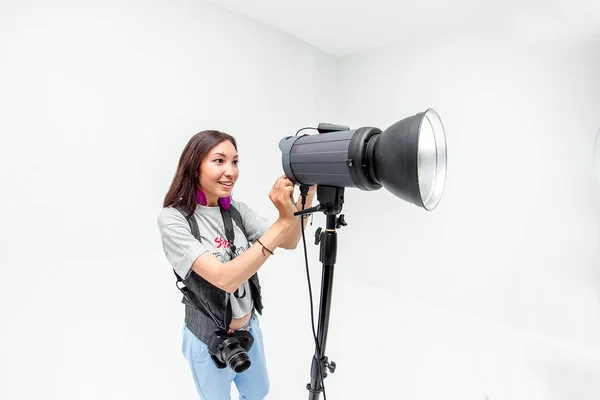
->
[157,130,315,399]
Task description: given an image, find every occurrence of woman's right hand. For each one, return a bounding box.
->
[269,175,298,222]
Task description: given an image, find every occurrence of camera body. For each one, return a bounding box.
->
[208,329,254,373]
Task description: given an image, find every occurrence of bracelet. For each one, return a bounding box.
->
[256,238,274,256]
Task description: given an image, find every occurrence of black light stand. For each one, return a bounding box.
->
[295,185,347,400]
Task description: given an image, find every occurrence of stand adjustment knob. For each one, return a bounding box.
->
[314,227,322,245]
[326,361,336,374]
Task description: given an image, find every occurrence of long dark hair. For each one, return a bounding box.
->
[163,130,237,215]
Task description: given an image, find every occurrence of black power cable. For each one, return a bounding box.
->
[295,127,319,136]
[299,186,327,400]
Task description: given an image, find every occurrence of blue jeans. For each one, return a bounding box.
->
[182,313,270,400]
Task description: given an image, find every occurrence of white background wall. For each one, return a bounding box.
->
[0,0,336,399]
[331,21,600,400]
[1,1,599,399]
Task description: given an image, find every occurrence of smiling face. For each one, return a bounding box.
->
[198,140,239,206]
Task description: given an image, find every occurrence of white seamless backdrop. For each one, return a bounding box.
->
[1,1,599,400]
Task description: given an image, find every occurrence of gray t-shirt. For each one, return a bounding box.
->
[157,200,270,318]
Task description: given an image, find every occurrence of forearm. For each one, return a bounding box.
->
[280,191,316,249]
[281,215,308,247]
[193,217,295,293]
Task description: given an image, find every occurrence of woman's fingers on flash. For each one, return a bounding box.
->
[275,176,286,186]
[277,186,292,199]
[274,175,293,190]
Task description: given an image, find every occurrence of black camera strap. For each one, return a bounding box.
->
[174,202,247,332]
[219,205,237,259]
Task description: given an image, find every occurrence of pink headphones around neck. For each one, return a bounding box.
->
[196,188,231,210]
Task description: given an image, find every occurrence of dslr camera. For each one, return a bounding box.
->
[208,329,254,373]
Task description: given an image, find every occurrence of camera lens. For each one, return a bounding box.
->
[221,341,252,373]
[228,350,251,373]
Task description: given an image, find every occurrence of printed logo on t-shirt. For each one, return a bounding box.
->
[212,236,248,261]
[214,236,231,249]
